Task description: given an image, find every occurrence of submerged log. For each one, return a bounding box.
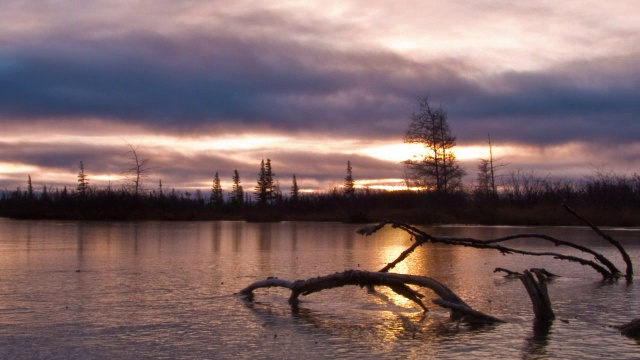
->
[238,270,504,324]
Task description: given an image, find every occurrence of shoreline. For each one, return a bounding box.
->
[3,205,639,227]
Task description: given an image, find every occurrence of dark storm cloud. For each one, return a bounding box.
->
[0,30,475,136]
[0,141,123,171]
[1,22,639,145]
[449,56,640,145]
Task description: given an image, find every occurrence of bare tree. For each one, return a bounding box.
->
[126,144,151,196]
[476,133,508,198]
[487,133,496,194]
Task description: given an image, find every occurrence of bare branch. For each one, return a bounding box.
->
[563,202,633,282]
[237,270,503,323]
[360,220,619,280]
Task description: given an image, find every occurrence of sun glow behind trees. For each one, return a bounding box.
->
[0,131,584,193]
[0,126,626,194]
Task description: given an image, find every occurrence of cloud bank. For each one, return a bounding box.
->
[1,1,639,190]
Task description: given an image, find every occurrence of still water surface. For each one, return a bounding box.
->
[0,218,638,359]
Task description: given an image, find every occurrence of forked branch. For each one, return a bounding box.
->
[238,270,504,324]
[360,216,625,281]
[239,206,636,339]
[563,203,633,282]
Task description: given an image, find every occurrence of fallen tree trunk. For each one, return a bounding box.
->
[237,270,504,324]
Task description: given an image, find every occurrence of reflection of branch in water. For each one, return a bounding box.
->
[242,296,492,346]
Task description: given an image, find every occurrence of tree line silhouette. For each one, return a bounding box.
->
[2,97,639,224]
[0,158,360,222]
[1,159,639,225]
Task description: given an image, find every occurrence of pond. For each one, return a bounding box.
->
[0,219,638,359]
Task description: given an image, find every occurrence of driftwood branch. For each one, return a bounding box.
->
[529,268,559,278]
[236,278,293,301]
[494,267,522,277]
[239,206,634,337]
[432,298,503,324]
[495,267,558,279]
[356,212,635,330]
[442,233,621,277]
[378,238,423,273]
[563,203,634,282]
[360,220,623,280]
[238,270,504,324]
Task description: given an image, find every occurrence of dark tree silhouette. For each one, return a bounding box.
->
[41,184,50,202]
[290,174,299,203]
[404,97,465,192]
[476,159,492,194]
[230,170,244,206]
[254,159,275,205]
[343,161,355,197]
[77,161,89,196]
[255,159,268,205]
[210,172,223,207]
[27,175,34,200]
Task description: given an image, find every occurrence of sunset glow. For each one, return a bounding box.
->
[0,0,638,193]
[0,162,39,174]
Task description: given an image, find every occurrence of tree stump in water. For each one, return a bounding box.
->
[520,269,555,322]
[616,318,640,337]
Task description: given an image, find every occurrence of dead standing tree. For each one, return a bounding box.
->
[126,144,151,196]
[238,205,634,331]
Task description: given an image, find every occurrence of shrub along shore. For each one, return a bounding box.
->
[2,177,639,226]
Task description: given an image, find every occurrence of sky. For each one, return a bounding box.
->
[1,0,639,194]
